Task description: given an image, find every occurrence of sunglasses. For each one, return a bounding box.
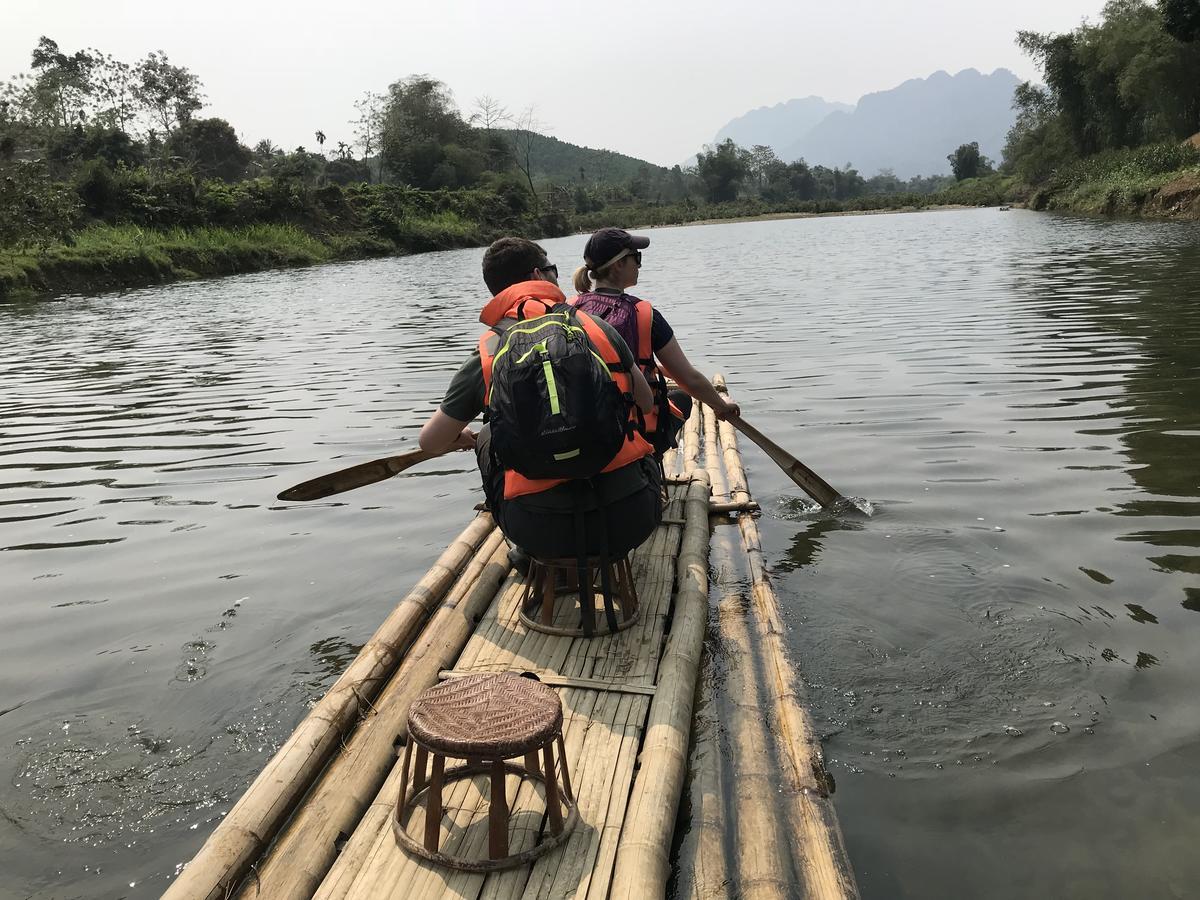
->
[537,262,559,278]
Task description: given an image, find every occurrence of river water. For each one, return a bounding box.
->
[2,208,1198,899]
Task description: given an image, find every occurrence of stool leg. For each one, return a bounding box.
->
[522,564,537,619]
[542,742,564,835]
[412,745,428,794]
[525,752,540,776]
[398,739,413,815]
[599,561,619,633]
[620,557,638,617]
[423,753,445,852]
[556,733,574,802]
[579,561,595,637]
[540,565,556,626]
[489,758,509,859]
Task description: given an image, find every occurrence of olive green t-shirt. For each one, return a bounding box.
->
[439,315,637,423]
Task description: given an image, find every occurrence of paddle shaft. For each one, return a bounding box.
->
[276,448,448,502]
[729,416,844,508]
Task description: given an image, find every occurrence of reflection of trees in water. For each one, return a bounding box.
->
[1015,228,1200,610]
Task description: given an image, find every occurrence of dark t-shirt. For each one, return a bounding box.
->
[590,288,675,353]
[440,313,637,423]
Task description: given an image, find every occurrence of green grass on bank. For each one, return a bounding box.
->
[0,223,332,298]
[1030,142,1200,215]
[0,212,489,299]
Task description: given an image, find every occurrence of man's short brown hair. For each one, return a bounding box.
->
[481,237,548,295]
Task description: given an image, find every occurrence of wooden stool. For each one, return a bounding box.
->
[518,555,640,637]
[393,673,577,871]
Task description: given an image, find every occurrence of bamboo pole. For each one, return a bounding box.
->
[703,402,730,503]
[164,513,496,900]
[672,620,730,900]
[681,672,730,900]
[713,375,861,900]
[681,396,703,476]
[708,499,760,515]
[609,471,711,898]
[233,529,512,898]
[717,528,792,899]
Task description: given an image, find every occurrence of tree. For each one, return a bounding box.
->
[133,51,203,137]
[167,117,250,181]
[24,37,98,131]
[0,160,80,249]
[89,53,138,132]
[377,75,486,188]
[506,106,545,212]
[315,129,326,148]
[694,139,748,202]
[352,91,383,161]
[947,141,994,180]
[1161,0,1200,42]
[747,144,780,191]
[470,95,508,132]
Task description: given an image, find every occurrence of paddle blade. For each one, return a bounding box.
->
[276,449,442,502]
[730,416,845,509]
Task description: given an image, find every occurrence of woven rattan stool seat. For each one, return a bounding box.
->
[395,673,577,870]
[408,673,561,758]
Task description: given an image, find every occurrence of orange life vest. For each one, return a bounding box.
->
[479,281,653,500]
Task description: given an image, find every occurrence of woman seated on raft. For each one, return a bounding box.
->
[417,236,662,565]
[570,227,740,455]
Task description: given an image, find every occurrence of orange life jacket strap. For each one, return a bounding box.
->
[635,299,654,367]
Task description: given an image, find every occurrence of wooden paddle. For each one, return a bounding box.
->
[728,415,846,509]
[276,448,448,502]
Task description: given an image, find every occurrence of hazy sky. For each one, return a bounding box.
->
[4,0,1108,166]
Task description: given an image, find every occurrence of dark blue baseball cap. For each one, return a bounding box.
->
[583,227,650,271]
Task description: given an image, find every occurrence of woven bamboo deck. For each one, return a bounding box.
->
[166,379,859,900]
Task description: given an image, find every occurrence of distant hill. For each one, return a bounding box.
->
[708,68,1022,179]
[713,96,853,153]
[497,129,671,183]
[782,68,1021,178]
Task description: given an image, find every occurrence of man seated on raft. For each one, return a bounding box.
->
[418,236,661,568]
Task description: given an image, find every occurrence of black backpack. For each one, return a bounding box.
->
[486,303,632,480]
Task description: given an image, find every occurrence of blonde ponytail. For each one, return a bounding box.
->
[572,265,593,294]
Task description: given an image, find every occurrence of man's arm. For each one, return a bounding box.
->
[655,338,740,420]
[419,409,476,454]
[630,364,653,413]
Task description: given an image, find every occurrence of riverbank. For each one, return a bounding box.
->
[0,177,558,301]
[1030,168,1200,218]
[0,219,484,301]
[0,200,972,302]
[1024,140,1200,219]
[654,203,976,228]
[6,154,1198,302]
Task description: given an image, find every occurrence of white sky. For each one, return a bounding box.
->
[3,0,1108,166]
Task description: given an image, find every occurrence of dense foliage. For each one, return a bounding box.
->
[1002,0,1200,186]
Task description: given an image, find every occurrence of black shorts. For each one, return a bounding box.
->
[476,425,662,559]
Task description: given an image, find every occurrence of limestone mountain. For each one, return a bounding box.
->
[713,96,853,155]
[710,68,1022,179]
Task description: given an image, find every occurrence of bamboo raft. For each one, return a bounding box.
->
[165,377,860,900]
